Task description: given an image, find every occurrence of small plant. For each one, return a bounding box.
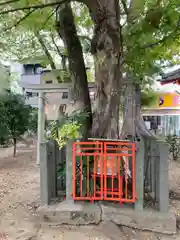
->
[166,134,180,161]
[47,110,94,196]
[48,110,90,149]
[53,121,82,149]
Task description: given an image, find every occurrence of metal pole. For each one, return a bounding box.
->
[37,91,45,165]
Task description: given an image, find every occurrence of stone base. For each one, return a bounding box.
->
[101,203,176,234]
[37,201,176,234]
[38,200,101,225]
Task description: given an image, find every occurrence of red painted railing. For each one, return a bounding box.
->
[72,141,136,203]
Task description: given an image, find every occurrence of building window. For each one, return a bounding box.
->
[45,80,53,84]
[157,116,161,126]
[23,65,34,75]
[32,92,38,97]
[35,67,42,74]
[62,92,68,99]
[25,92,32,99]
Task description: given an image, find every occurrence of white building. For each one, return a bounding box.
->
[19,63,96,120]
[20,64,42,108]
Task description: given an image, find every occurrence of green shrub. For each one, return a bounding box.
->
[47,110,90,149]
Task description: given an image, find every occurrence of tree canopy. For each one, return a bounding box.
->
[0,0,179,138]
[0,0,179,77]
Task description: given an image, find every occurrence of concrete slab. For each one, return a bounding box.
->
[101,204,176,234]
[37,226,110,240]
[98,220,127,240]
[37,201,176,234]
[37,201,101,225]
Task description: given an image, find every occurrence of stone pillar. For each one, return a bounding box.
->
[40,141,58,204]
[66,140,73,201]
[40,142,50,205]
[150,139,157,198]
[56,144,66,193]
[144,139,150,190]
[47,140,57,199]
[135,139,145,211]
[156,141,169,213]
[37,92,45,165]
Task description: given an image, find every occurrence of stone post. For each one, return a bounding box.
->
[66,140,73,201]
[40,142,50,205]
[37,92,45,165]
[144,139,150,190]
[56,144,66,193]
[135,139,145,211]
[156,141,169,213]
[47,140,57,199]
[150,139,157,198]
[40,141,58,204]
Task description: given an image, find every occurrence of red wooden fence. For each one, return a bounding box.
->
[72,141,136,203]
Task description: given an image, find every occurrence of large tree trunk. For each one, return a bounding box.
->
[121,80,156,139]
[86,0,122,139]
[56,3,92,139]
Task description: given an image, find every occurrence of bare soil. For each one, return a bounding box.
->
[0,143,180,239]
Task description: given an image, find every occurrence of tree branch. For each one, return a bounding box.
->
[0,0,20,7]
[3,9,35,32]
[142,35,171,49]
[50,32,67,70]
[121,0,129,16]
[0,0,69,15]
[40,8,56,30]
[36,32,56,70]
[50,32,63,56]
[1,4,56,32]
[142,16,180,49]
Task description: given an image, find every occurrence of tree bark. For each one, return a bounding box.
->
[121,80,156,139]
[86,0,122,139]
[56,3,92,139]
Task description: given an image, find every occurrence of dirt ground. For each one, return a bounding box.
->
[0,144,180,239]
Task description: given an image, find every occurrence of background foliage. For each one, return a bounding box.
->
[0,91,32,156]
